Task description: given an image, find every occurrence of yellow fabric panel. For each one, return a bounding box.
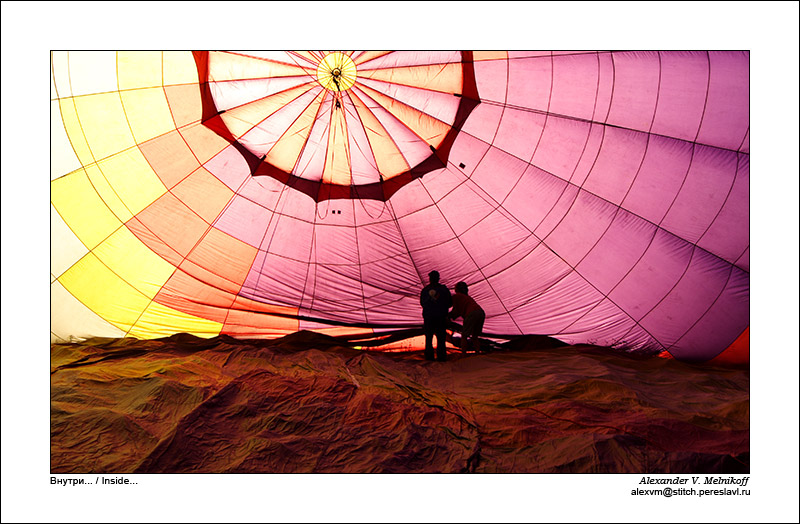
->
[120,87,176,143]
[129,301,222,339]
[208,51,312,81]
[96,147,167,216]
[266,89,326,172]
[359,63,463,94]
[117,51,163,90]
[73,92,136,161]
[57,98,94,166]
[473,51,508,61]
[221,82,315,139]
[85,162,132,222]
[163,51,199,85]
[93,226,176,299]
[58,253,152,334]
[51,169,123,250]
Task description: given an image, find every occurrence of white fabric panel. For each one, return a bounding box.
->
[51,280,127,342]
[50,204,89,279]
[51,101,82,180]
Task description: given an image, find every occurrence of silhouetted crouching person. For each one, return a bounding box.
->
[420,270,452,362]
[450,281,486,353]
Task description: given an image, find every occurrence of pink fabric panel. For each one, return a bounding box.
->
[608,228,692,322]
[660,145,737,244]
[213,194,274,248]
[639,249,739,351]
[669,268,749,362]
[582,126,648,205]
[650,51,709,142]
[469,146,530,205]
[486,242,571,312]
[605,51,661,132]
[549,53,605,123]
[491,107,547,163]
[530,117,594,182]
[620,136,693,225]
[576,209,657,295]
[510,269,606,335]
[204,144,252,191]
[696,51,750,150]
[502,164,571,235]
[507,57,553,113]
[473,59,508,103]
[545,191,619,268]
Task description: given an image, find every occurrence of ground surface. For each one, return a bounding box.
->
[50,332,749,473]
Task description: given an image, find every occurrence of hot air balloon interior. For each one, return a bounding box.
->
[50,50,749,474]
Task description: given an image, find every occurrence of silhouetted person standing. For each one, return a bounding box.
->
[420,270,452,361]
[450,281,486,353]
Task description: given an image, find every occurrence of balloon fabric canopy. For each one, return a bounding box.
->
[50,51,749,362]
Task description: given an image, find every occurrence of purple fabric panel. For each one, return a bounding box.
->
[576,208,657,295]
[204,144,252,191]
[549,53,604,123]
[240,251,310,307]
[669,268,749,361]
[545,191,618,267]
[735,247,749,273]
[408,237,481,287]
[313,223,359,266]
[583,126,648,205]
[650,51,709,143]
[530,117,594,182]
[481,234,541,280]
[660,145,737,244]
[473,59,508,103]
[533,182,581,239]
[358,253,420,296]
[502,164,570,235]
[492,107,547,164]
[739,129,749,154]
[357,51,460,70]
[507,57,553,114]
[214,194,274,248]
[355,219,412,263]
[396,203,458,250]
[457,207,532,271]
[696,51,749,150]
[567,123,606,188]
[639,248,738,351]
[606,51,661,132]
[510,269,605,335]
[435,180,495,236]
[469,146,530,203]
[259,215,314,262]
[556,297,645,350]
[620,136,693,225]
[608,228,692,322]
[299,263,368,323]
[486,242,571,312]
